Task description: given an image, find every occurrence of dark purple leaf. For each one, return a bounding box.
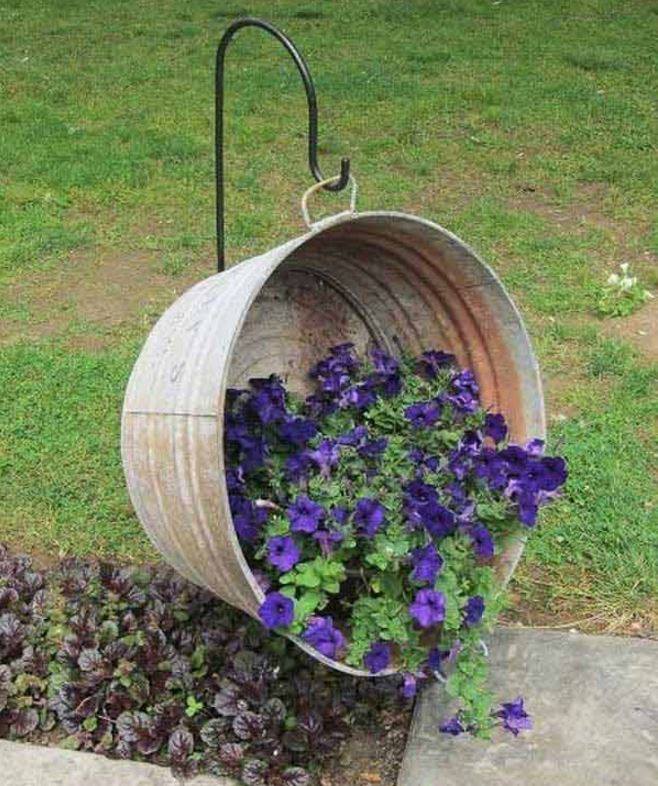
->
[78,648,103,672]
[213,682,242,717]
[233,711,265,741]
[0,613,25,655]
[263,697,287,722]
[167,726,194,763]
[0,587,19,609]
[282,767,312,786]
[11,708,39,737]
[241,759,268,786]
[75,693,101,719]
[217,742,245,770]
[199,718,229,749]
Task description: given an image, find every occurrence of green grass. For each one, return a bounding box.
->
[0,0,656,629]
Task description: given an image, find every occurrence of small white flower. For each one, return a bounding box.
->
[620,262,630,275]
[607,273,620,285]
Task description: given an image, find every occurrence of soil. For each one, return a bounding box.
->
[321,706,411,786]
[598,296,658,361]
[1,244,212,349]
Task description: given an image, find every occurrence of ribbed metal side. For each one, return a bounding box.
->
[121,211,545,676]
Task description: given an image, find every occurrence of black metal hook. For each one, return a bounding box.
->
[215,17,351,271]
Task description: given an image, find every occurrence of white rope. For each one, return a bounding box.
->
[300,174,357,228]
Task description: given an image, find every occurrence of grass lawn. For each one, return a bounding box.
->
[0,0,656,632]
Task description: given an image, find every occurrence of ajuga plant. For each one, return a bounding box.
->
[0,544,405,786]
[225,344,567,736]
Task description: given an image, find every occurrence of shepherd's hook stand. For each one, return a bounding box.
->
[215,17,352,272]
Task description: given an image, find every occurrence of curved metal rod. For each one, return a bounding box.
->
[215,17,351,271]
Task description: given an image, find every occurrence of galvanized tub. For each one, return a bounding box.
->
[121,211,545,676]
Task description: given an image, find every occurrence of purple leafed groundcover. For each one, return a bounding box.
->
[0,544,407,785]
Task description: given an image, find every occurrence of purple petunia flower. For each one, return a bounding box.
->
[409,589,446,628]
[439,716,465,736]
[248,375,287,424]
[463,595,485,627]
[284,451,312,482]
[475,447,508,491]
[258,592,294,629]
[310,343,359,396]
[448,449,471,481]
[302,616,346,659]
[266,536,301,572]
[287,495,325,534]
[401,672,419,699]
[536,456,568,491]
[337,425,368,447]
[525,437,545,457]
[331,506,350,525]
[405,480,439,507]
[312,527,344,556]
[230,495,268,542]
[363,641,391,673]
[358,437,388,460]
[410,544,443,584]
[448,369,480,414]
[371,347,400,377]
[421,503,457,539]
[306,439,340,478]
[354,497,386,537]
[516,488,539,527]
[279,416,317,447]
[484,412,508,444]
[418,349,456,379]
[339,382,378,410]
[428,639,463,674]
[238,434,268,474]
[225,466,245,493]
[468,524,495,560]
[460,430,483,457]
[405,400,442,429]
[496,696,533,736]
[499,445,529,477]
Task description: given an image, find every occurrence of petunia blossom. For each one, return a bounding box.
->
[363,641,391,673]
[405,400,442,429]
[287,495,325,534]
[302,616,346,659]
[409,589,446,628]
[496,696,533,736]
[354,497,386,537]
[410,544,443,584]
[463,595,485,627]
[258,592,294,629]
[266,536,301,573]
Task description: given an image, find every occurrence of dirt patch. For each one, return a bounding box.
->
[598,297,658,361]
[1,245,213,348]
[321,707,410,786]
[508,181,657,268]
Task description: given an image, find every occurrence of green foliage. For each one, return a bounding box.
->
[279,557,346,595]
[595,263,654,318]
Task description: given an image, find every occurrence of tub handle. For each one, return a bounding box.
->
[301,175,358,228]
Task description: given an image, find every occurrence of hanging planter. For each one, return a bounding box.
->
[121,19,547,682]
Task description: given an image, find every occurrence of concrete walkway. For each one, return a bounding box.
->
[0,740,236,786]
[398,627,658,786]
